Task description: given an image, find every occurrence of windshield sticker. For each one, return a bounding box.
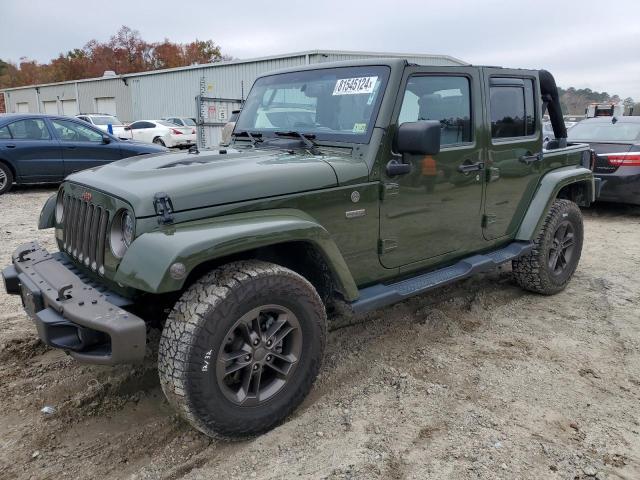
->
[352,123,367,133]
[333,76,378,96]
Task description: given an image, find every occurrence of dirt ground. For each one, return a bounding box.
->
[1,185,639,480]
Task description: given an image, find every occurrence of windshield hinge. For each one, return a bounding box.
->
[153,192,174,225]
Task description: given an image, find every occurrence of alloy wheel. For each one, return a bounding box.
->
[215,305,302,406]
[548,220,575,275]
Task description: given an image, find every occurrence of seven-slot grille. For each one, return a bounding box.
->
[62,194,110,275]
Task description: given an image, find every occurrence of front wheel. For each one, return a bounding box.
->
[512,199,584,295]
[158,260,327,438]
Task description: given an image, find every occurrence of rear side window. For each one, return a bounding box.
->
[0,126,11,139]
[398,76,472,145]
[7,119,51,140]
[490,78,536,138]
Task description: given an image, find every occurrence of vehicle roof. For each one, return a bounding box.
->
[256,58,539,78]
[0,113,91,124]
[579,116,640,124]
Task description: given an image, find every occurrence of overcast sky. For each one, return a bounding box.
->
[2,0,639,99]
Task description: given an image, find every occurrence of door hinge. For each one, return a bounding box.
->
[378,238,398,254]
[153,192,175,225]
[482,214,497,228]
[380,183,400,200]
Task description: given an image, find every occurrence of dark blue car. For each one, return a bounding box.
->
[0,113,168,195]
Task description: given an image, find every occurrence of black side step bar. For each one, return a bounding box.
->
[351,241,533,314]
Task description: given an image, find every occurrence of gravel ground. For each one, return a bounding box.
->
[1,185,639,480]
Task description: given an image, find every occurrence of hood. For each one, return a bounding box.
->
[67,148,359,217]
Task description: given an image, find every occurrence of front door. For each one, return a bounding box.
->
[379,67,485,269]
[482,69,543,240]
[49,118,122,175]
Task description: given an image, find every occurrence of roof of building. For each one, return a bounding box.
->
[0,49,467,92]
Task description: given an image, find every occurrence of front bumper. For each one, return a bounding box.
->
[2,242,146,365]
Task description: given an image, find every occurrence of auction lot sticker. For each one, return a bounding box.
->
[333,76,378,95]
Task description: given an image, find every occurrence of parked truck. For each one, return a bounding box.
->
[3,59,596,438]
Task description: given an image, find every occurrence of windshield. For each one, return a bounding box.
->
[235,66,390,142]
[92,115,122,125]
[183,118,197,126]
[158,120,179,127]
[568,121,640,142]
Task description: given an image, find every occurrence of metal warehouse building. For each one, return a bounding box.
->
[0,50,466,147]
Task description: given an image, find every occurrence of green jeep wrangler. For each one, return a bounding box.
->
[3,59,596,438]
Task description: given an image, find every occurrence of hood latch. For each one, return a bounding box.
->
[153,192,174,225]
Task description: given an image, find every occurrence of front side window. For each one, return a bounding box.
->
[235,66,390,142]
[398,76,472,145]
[51,119,104,142]
[130,121,153,129]
[0,126,11,139]
[7,119,51,140]
[490,78,536,138]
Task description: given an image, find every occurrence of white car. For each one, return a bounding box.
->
[122,120,196,148]
[76,114,127,137]
[162,116,198,128]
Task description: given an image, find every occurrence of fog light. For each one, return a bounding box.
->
[169,262,186,280]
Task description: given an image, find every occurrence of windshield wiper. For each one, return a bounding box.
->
[275,131,321,155]
[232,130,262,147]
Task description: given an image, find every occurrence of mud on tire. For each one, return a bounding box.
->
[512,199,584,295]
[158,260,327,438]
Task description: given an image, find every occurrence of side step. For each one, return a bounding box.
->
[350,241,533,314]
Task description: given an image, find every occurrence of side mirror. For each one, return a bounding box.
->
[102,135,111,144]
[124,126,131,131]
[394,121,441,156]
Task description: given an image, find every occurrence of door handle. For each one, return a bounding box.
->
[519,152,542,165]
[457,160,484,174]
[66,145,77,150]
[5,144,16,148]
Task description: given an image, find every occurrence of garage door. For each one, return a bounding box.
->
[16,102,29,113]
[61,99,78,116]
[42,100,58,114]
[95,97,117,116]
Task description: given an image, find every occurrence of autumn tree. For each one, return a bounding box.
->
[0,26,229,88]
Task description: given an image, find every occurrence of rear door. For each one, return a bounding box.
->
[49,118,122,175]
[379,66,485,268]
[482,69,543,240]
[2,118,64,181]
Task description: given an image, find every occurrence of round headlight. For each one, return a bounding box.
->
[55,190,64,224]
[122,211,135,246]
[110,209,135,258]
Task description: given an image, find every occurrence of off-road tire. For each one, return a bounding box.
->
[158,260,327,438]
[512,199,583,295]
[0,162,14,195]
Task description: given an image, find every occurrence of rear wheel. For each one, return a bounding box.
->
[512,199,583,294]
[153,137,166,146]
[158,260,326,438]
[0,162,13,195]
